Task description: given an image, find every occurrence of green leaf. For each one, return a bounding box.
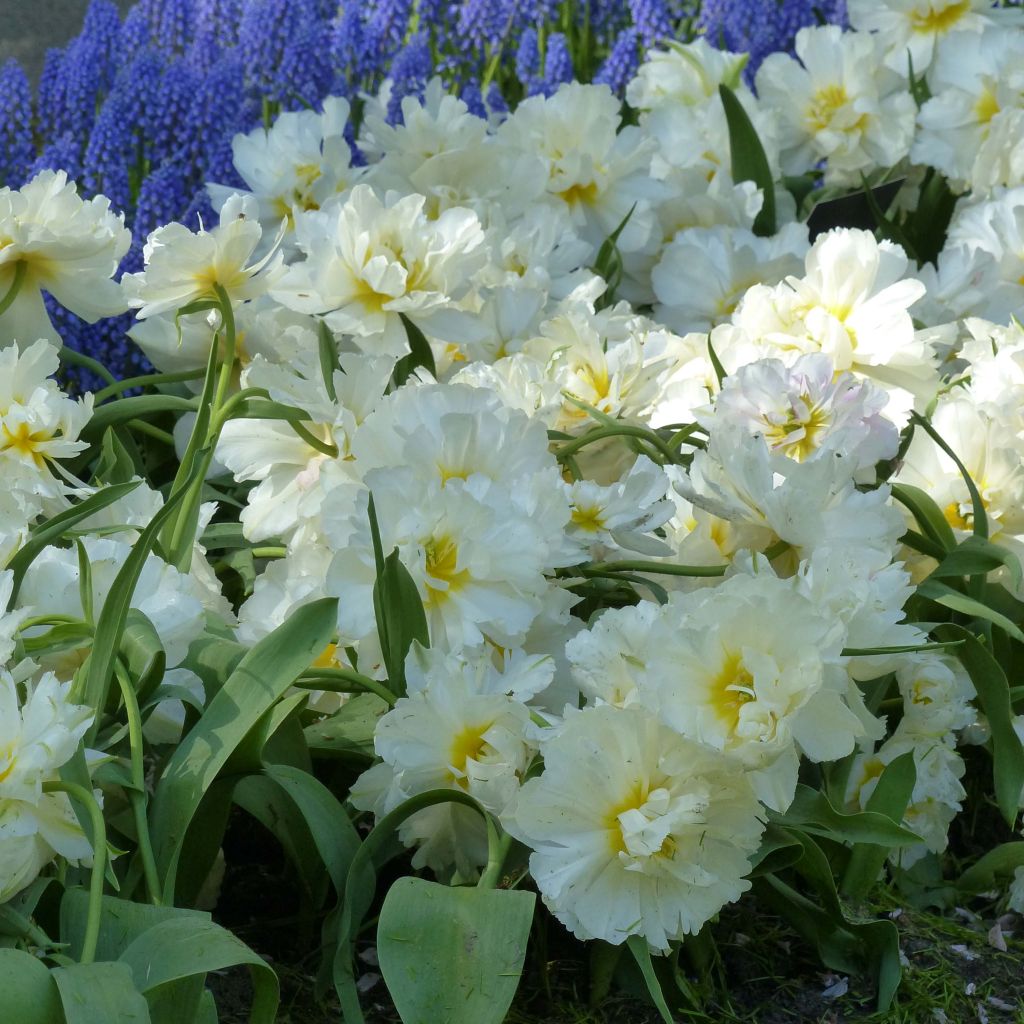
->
[53,962,152,1024]
[303,693,388,762]
[180,628,247,699]
[232,774,327,905]
[393,313,437,386]
[625,936,675,1024]
[334,789,487,1023]
[706,334,727,388]
[60,890,207,964]
[119,918,279,1024]
[749,822,804,878]
[929,535,1023,592]
[860,174,917,258]
[760,831,903,1010]
[0,948,64,1024]
[367,492,429,697]
[957,842,1024,893]
[917,581,1024,644]
[777,785,919,846]
[6,481,143,607]
[94,428,141,485]
[76,467,198,742]
[910,412,988,539]
[317,318,340,403]
[841,752,917,899]
[149,597,338,899]
[591,203,635,311]
[719,84,776,236]
[934,624,1024,826]
[120,610,166,708]
[375,550,429,698]
[908,169,955,266]
[84,395,197,439]
[376,877,535,1024]
[262,764,362,892]
[890,483,956,552]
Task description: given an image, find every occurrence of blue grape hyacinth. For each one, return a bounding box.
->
[1,0,848,383]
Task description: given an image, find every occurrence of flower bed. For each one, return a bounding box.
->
[1,2,1023,1023]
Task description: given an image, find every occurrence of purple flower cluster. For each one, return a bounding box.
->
[697,0,849,79]
[0,0,849,384]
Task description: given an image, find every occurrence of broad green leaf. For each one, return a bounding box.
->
[263,764,362,891]
[119,918,279,1024]
[766,831,903,1010]
[75,469,197,743]
[841,752,917,899]
[0,948,63,1024]
[53,962,151,1024]
[393,313,437,386]
[368,495,429,697]
[60,890,207,964]
[930,535,1023,591]
[909,169,955,265]
[233,774,327,905]
[377,877,535,1024]
[6,481,142,606]
[181,629,247,699]
[60,894,211,1024]
[334,789,487,1023]
[120,610,166,708]
[149,597,338,898]
[890,483,956,552]
[719,84,776,236]
[94,428,140,485]
[377,547,429,697]
[777,785,919,846]
[198,522,252,551]
[918,582,1024,644]
[625,936,675,1024]
[749,822,804,878]
[303,693,388,762]
[934,624,1024,826]
[957,842,1024,892]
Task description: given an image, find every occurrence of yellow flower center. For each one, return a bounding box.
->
[312,643,340,670]
[806,83,850,133]
[605,779,678,859]
[424,535,470,603]
[910,0,971,35]
[606,780,649,854]
[762,399,832,461]
[943,501,973,530]
[447,723,494,786]
[193,261,250,296]
[557,181,600,208]
[1,421,51,465]
[974,87,1000,125]
[710,650,757,729]
[571,504,606,532]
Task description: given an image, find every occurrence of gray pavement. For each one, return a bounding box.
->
[0,0,135,83]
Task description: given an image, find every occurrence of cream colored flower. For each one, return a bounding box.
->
[511,704,764,950]
[122,193,283,319]
[755,26,915,187]
[0,669,93,901]
[0,170,129,346]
